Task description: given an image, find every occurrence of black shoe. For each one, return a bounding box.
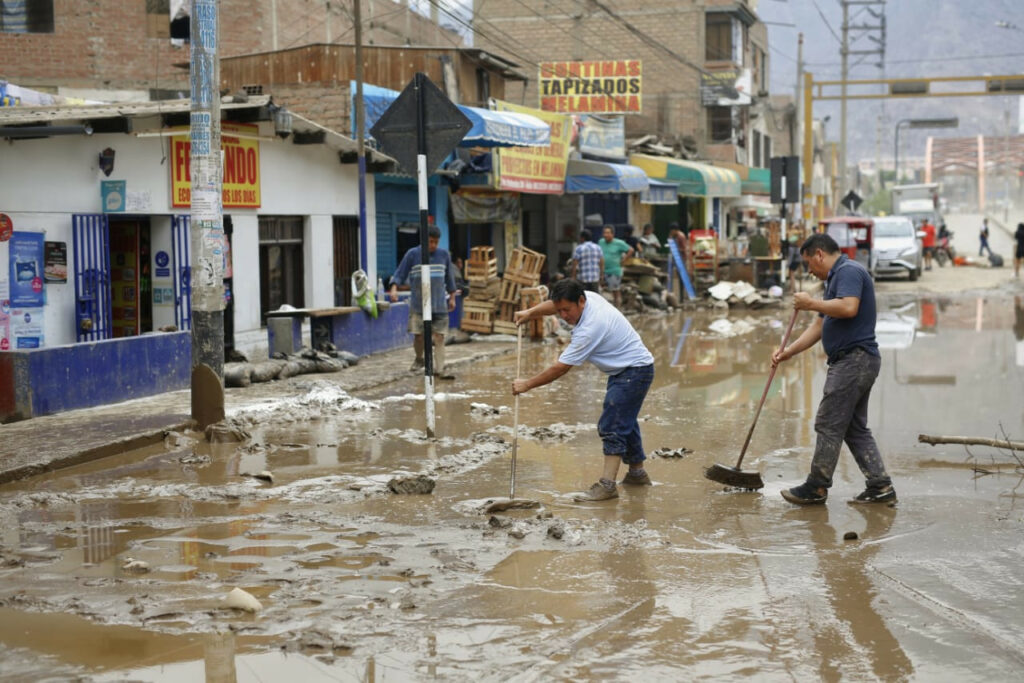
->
[435,372,456,381]
[781,483,827,505]
[620,470,652,486]
[848,485,897,505]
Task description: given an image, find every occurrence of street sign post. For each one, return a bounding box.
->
[771,155,801,285]
[370,73,471,437]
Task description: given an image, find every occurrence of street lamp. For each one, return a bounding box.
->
[893,117,959,185]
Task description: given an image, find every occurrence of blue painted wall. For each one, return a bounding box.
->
[323,302,413,357]
[0,332,191,421]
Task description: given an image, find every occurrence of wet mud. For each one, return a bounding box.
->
[1,291,1023,680]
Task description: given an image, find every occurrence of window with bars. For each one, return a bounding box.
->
[708,107,734,144]
[1,0,54,33]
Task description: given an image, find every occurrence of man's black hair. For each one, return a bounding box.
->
[580,228,592,241]
[428,225,442,239]
[800,232,839,256]
[549,278,585,303]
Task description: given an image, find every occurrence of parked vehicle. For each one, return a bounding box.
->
[871,215,922,281]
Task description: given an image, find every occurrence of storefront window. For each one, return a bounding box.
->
[259,216,304,322]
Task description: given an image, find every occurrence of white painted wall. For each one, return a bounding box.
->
[0,121,377,350]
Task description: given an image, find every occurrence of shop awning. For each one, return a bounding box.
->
[712,162,771,195]
[641,179,679,205]
[629,154,741,197]
[565,159,648,194]
[359,83,550,148]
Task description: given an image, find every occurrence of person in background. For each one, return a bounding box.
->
[979,218,992,257]
[452,256,470,297]
[1014,222,1024,279]
[389,225,457,379]
[599,225,633,308]
[570,228,604,292]
[920,218,936,271]
[624,225,640,251]
[638,223,661,259]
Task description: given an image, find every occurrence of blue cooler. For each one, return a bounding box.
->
[408,264,447,315]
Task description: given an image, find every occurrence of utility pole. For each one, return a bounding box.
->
[840,1,849,212]
[796,33,804,220]
[355,0,369,276]
[189,0,225,427]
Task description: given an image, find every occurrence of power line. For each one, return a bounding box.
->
[808,0,841,44]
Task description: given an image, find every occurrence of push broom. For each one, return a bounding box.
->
[704,308,800,490]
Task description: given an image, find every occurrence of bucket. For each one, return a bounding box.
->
[409,264,447,314]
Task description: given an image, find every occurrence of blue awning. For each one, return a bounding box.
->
[641,179,679,205]
[565,159,649,194]
[357,82,550,148]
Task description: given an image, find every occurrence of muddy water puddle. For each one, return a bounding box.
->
[1,294,1023,679]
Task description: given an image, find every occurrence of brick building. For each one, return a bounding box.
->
[0,0,462,98]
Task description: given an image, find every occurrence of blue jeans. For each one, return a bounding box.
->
[597,364,654,465]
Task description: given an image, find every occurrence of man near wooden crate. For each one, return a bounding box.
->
[512,278,655,502]
[599,225,634,308]
[389,225,457,379]
[570,228,604,293]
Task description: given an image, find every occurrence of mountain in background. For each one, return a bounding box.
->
[759,0,1023,165]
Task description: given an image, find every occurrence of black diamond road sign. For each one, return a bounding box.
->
[369,73,472,177]
[841,190,863,213]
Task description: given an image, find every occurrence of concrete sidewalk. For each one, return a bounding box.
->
[0,339,515,484]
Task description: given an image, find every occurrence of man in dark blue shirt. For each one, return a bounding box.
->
[389,225,457,378]
[771,233,896,506]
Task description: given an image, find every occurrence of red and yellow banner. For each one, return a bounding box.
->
[539,60,642,114]
[494,100,572,195]
[170,122,261,208]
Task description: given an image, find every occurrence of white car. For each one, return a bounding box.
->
[871,216,923,281]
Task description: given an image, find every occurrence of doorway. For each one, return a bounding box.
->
[108,218,152,337]
[258,216,305,323]
[332,215,360,306]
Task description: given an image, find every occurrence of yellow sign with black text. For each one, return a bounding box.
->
[493,101,572,195]
[539,60,642,114]
[170,123,261,208]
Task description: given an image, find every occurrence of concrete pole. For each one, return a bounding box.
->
[189,0,225,423]
[840,0,849,207]
[802,72,814,224]
[796,33,804,217]
[355,0,369,273]
[270,0,278,51]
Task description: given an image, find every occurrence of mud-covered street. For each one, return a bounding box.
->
[2,272,1024,681]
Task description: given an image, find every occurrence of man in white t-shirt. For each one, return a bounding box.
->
[513,279,655,501]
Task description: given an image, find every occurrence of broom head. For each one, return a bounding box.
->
[704,463,764,490]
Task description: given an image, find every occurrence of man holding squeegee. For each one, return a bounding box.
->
[771,233,897,506]
[512,279,655,502]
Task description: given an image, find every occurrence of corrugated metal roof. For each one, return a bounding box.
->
[0,95,272,125]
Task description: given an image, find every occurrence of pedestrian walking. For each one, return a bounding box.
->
[771,233,896,506]
[599,225,633,308]
[979,218,992,257]
[1014,222,1024,279]
[512,278,655,502]
[570,229,604,292]
[389,225,457,379]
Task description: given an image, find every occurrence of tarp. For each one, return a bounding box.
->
[357,83,549,148]
[564,158,648,194]
[641,179,679,205]
[629,154,741,197]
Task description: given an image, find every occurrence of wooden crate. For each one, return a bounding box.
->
[520,286,545,309]
[469,246,495,263]
[496,302,517,322]
[498,278,522,303]
[505,247,546,285]
[465,259,497,281]
[492,320,519,336]
[468,276,501,301]
[461,300,495,334]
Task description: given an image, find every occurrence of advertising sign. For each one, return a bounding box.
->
[493,100,572,194]
[0,213,12,242]
[170,122,261,208]
[700,69,753,106]
[0,287,9,351]
[539,60,642,114]
[11,307,44,348]
[101,180,126,213]
[8,231,44,308]
[579,114,626,159]
[44,241,67,283]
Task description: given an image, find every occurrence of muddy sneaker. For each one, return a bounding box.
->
[573,480,619,502]
[410,359,424,372]
[781,483,827,505]
[620,469,652,486]
[848,485,897,505]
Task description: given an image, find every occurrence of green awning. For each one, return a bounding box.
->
[629,154,741,197]
[742,167,771,195]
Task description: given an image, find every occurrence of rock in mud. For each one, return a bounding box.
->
[179,453,211,466]
[387,474,436,495]
[508,528,526,539]
[242,470,274,484]
[547,523,565,540]
[488,515,512,529]
[205,421,251,443]
[843,531,859,541]
[224,587,263,613]
[121,557,150,573]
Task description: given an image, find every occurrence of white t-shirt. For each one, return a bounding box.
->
[558,291,654,374]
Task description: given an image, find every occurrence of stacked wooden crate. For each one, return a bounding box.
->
[492,246,546,335]
[461,247,499,334]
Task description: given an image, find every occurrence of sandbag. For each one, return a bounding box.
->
[250,360,286,383]
[224,362,253,388]
[314,357,347,373]
[277,360,304,379]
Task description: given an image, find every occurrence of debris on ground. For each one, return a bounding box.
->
[121,557,150,573]
[651,447,693,458]
[387,474,436,495]
[224,587,263,613]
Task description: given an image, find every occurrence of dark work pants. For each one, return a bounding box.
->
[807,349,892,490]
